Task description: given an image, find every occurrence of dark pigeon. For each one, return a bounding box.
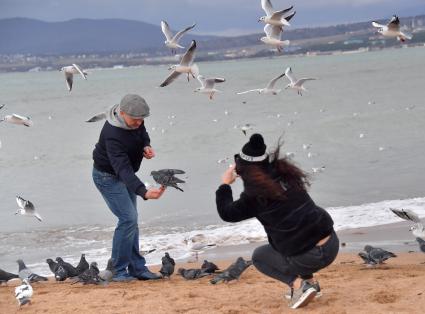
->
[99,258,115,282]
[0,268,19,284]
[72,262,102,285]
[46,258,58,274]
[151,169,185,192]
[56,257,79,277]
[159,253,175,279]
[210,257,252,284]
[177,268,209,280]
[17,259,48,283]
[416,237,425,253]
[359,245,397,266]
[54,265,69,281]
[201,260,219,274]
[75,254,89,275]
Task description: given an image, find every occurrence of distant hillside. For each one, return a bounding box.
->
[0,16,423,55]
[0,17,213,55]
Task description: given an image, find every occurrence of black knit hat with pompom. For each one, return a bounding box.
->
[239,133,268,162]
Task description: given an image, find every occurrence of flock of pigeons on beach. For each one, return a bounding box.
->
[0,0,422,308]
[1,251,252,307]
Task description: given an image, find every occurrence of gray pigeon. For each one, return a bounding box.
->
[17,259,48,282]
[56,257,79,277]
[360,245,397,266]
[210,257,252,284]
[201,260,219,274]
[99,258,115,282]
[151,169,185,192]
[54,265,69,281]
[159,253,175,279]
[72,262,102,285]
[416,237,425,253]
[358,252,376,266]
[0,268,19,284]
[75,254,89,275]
[46,258,58,275]
[177,268,209,280]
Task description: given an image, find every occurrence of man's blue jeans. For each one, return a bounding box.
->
[92,167,148,277]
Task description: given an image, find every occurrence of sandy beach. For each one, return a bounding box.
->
[2,225,425,314]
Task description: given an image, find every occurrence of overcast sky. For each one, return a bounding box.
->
[1,0,424,35]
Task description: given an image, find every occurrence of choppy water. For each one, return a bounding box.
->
[1,46,424,274]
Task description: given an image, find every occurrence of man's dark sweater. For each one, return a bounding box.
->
[216,184,334,257]
[93,121,150,198]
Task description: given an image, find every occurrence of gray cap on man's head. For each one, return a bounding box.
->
[119,94,150,118]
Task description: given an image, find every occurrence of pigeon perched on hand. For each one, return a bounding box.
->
[159,253,175,279]
[151,169,185,192]
[15,279,33,307]
[0,268,19,284]
[201,260,219,274]
[17,259,48,283]
[210,257,252,284]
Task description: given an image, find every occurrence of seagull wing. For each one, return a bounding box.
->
[159,71,181,87]
[34,212,42,222]
[205,78,225,89]
[295,78,316,86]
[25,199,35,211]
[72,64,87,80]
[197,75,206,88]
[11,114,28,121]
[283,11,296,23]
[161,20,174,41]
[270,6,293,23]
[390,208,421,223]
[237,89,261,95]
[65,72,73,91]
[387,15,400,30]
[173,24,196,43]
[285,67,296,84]
[16,196,26,209]
[270,24,282,39]
[372,21,385,28]
[86,112,106,122]
[261,0,274,16]
[264,24,273,37]
[180,40,196,66]
[266,72,285,89]
[399,31,412,40]
[0,104,5,110]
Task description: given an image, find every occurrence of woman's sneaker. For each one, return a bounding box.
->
[285,281,322,300]
[288,280,317,309]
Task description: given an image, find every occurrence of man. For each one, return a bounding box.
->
[92,94,165,282]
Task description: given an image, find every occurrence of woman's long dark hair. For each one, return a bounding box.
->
[236,137,310,200]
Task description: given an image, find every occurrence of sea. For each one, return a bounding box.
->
[1,46,424,275]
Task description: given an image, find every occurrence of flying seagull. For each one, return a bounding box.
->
[372,15,412,42]
[260,24,290,52]
[0,104,5,110]
[389,208,425,237]
[15,196,42,222]
[60,63,88,92]
[1,114,33,127]
[194,75,225,100]
[161,21,196,54]
[284,67,316,96]
[160,40,199,87]
[259,1,295,27]
[237,71,285,95]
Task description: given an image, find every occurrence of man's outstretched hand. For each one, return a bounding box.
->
[144,186,166,199]
[143,146,155,159]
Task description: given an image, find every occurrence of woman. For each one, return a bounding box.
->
[215,134,338,309]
